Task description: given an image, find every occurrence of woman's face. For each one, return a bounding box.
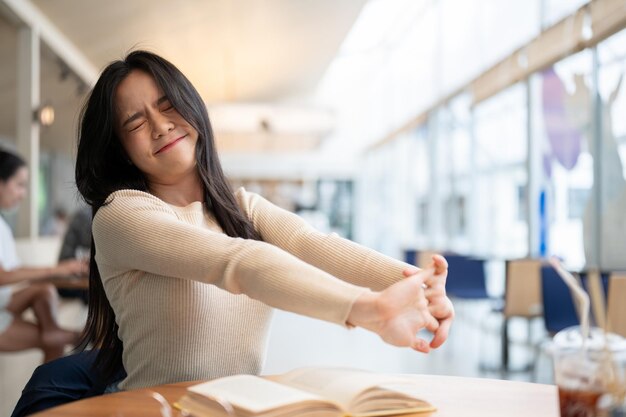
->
[0,166,28,210]
[114,70,199,186]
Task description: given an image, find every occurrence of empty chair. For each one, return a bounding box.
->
[445,254,489,299]
[500,259,543,371]
[607,272,626,337]
[444,255,503,374]
[541,264,579,335]
[417,250,438,269]
[534,264,582,382]
[504,259,543,318]
[403,249,417,267]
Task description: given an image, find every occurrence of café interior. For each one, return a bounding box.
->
[0,0,625,415]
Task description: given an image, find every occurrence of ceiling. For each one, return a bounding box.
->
[0,0,367,155]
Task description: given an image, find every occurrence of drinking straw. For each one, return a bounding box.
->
[548,257,590,350]
[550,258,625,406]
[586,270,606,330]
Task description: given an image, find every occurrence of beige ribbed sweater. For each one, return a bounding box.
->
[92,188,411,389]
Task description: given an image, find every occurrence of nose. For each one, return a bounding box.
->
[151,113,174,139]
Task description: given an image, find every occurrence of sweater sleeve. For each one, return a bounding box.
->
[235,188,413,291]
[92,190,368,326]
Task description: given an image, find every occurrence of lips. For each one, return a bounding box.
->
[155,134,187,154]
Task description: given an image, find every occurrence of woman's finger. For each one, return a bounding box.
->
[431,254,448,271]
[402,266,420,278]
[428,299,454,319]
[423,270,448,289]
[424,312,440,333]
[424,284,447,298]
[411,337,431,353]
[430,316,453,349]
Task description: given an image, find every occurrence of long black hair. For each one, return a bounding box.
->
[0,150,26,182]
[76,50,260,383]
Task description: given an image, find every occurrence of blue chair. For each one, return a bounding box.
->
[403,249,417,267]
[540,264,579,334]
[445,254,508,373]
[445,254,490,299]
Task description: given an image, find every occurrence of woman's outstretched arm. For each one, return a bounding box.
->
[93,190,444,350]
[236,188,414,290]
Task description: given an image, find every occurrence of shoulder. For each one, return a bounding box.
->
[234,186,251,209]
[94,190,176,226]
[233,186,264,215]
[103,189,173,211]
[233,186,250,202]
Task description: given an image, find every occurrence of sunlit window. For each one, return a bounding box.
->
[597,29,626,269]
[473,83,528,258]
[533,50,594,270]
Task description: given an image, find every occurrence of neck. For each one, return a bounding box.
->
[148,172,205,207]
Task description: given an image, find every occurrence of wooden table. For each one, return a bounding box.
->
[31,374,559,417]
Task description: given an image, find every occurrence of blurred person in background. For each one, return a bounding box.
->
[57,205,91,304]
[41,207,68,237]
[0,150,86,362]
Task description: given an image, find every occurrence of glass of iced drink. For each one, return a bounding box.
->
[551,327,626,417]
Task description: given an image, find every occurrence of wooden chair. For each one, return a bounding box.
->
[500,259,543,372]
[504,259,543,319]
[607,272,626,337]
[416,250,438,269]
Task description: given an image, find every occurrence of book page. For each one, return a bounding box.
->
[275,368,417,409]
[188,374,333,414]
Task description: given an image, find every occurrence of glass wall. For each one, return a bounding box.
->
[598,29,626,269]
[317,0,544,156]
[355,134,414,257]
[529,51,594,270]
[437,94,472,253]
[347,1,626,274]
[473,82,529,259]
[410,127,431,246]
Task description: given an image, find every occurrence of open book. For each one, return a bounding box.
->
[175,367,436,417]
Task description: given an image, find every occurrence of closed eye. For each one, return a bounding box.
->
[129,121,146,132]
[160,99,174,112]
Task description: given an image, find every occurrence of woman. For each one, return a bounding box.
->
[0,150,85,362]
[74,51,454,390]
[14,51,453,416]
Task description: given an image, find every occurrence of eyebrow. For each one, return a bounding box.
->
[121,96,170,128]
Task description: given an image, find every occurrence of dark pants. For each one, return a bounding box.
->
[11,351,126,417]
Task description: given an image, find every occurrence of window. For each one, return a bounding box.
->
[532,50,594,269]
[473,83,529,258]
